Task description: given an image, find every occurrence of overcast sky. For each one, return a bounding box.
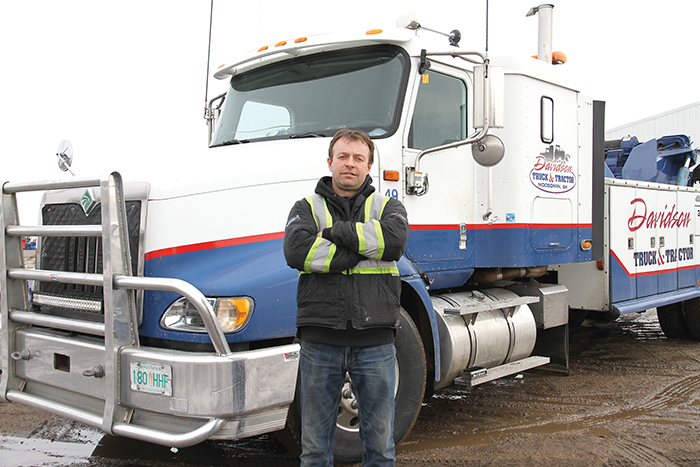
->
[2,1,699,219]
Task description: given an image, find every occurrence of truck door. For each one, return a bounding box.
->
[402,66,474,282]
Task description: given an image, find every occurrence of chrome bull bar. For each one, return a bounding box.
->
[0,173,242,447]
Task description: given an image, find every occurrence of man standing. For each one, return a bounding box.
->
[284,129,409,466]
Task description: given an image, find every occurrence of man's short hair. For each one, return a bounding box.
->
[328,129,374,165]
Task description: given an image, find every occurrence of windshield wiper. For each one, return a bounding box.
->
[290,132,326,139]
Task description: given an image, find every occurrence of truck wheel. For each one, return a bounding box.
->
[276,308,427,464]
[681,298,700,340]
[657,303,691,339]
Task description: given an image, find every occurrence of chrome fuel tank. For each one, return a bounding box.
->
[432,288,537,389]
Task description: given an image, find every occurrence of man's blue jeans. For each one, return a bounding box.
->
[299,340,396,467]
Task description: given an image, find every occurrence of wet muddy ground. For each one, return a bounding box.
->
[2,310,700,466]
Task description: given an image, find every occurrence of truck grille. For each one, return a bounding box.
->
[35,201,142,317]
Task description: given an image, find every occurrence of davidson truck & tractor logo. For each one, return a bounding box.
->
[627,198,693,267]
[530,145,576,193]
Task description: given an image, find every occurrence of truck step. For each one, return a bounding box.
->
[454,355,551,387]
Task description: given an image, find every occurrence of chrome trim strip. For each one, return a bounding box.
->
[112,418,227,448]
[7,390,226,448]
[3,178,101,194]
[8,268,104,286]
[7,390,103,427]
[6,224,102,237]
[10,310,105,336]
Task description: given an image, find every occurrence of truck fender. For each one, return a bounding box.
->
[397,256,441,381]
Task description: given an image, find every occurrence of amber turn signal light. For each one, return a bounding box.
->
[384,170,400,181]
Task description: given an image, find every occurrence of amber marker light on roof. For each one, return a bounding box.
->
[366,29,383,35]
[294,37,308,43]
[217,63,226,69]
[384,170,400,181]
[258,45,269,52]
[275,40,287,47]
[552,51,567,64]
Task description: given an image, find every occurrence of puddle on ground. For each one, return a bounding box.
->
[398,402,670,454]
[583,427,616,438]
[636,418,692,426]
[618,309,667,340]
[90,433,296,466]
[0,421,298,467]
[0,434,98,467]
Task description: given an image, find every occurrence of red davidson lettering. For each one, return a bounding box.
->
[627,198,691,232]
[533,156,574,174]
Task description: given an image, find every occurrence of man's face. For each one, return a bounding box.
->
[328,137,373,197]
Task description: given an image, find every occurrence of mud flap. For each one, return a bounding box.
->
[533,323,569,375]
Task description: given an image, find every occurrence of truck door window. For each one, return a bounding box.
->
[409,71,467,149]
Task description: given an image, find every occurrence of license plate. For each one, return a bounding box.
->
[130,361,172,396]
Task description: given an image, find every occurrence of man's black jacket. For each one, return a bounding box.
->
[283,176,409,332]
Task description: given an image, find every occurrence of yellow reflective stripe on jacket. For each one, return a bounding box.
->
[303,195,336,273]
[305,196,333,230]
[356,218,386,260]
[364,193,390,222]
[356,193,389,260]
[303,237,337,273]
[353,194,396,274]
[346,258,399,275]
[357,222,367,256]
[306,193,397,275]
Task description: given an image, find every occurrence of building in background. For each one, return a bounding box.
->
[606,101,700,142]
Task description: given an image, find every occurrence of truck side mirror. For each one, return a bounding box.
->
[472,134,505,167]
[206,93,226,145]
[56,140,75,176]
[473,65,504,130]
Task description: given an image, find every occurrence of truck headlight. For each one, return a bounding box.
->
[161,297,253,333]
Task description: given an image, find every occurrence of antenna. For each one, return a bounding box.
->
[485,0,489,53]
[203,0,214,121]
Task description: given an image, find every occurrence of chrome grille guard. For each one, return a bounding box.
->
[0,173,232,447]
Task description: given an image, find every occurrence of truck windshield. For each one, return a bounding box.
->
[210,45,408,146]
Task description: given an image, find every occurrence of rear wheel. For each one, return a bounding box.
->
[277,308,427,464]
[681,298,700,340]
[657,302,691,339]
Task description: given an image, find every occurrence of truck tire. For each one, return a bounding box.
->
[276,308,427,464]
[657,303,691,339]
[681,298,700,340]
